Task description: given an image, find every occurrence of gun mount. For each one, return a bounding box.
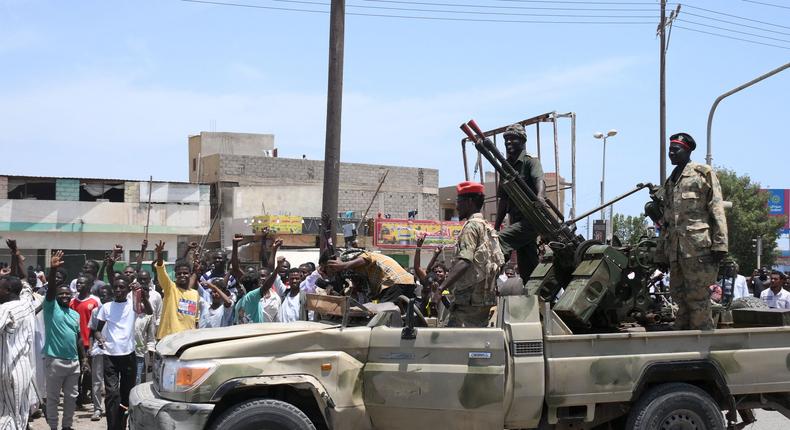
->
[461,119,665,332]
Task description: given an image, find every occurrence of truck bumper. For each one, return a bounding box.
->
[129,382,215,430]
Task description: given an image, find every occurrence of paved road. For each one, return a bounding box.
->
[29,403,787,429]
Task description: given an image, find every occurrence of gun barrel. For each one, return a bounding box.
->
[460,123,476,141]
[468,120,486,139]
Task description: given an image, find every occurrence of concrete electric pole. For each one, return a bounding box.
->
[320,0,346,242]
[658,2,680,186]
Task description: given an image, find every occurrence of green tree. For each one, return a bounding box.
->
[717,168,786,274]
[612,213,649,245]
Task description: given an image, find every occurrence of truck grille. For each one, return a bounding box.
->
[512,341,543,356]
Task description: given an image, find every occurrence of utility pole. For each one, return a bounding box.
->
[756,236,763,269]
[320,0,346,243]
[657,2,680,185]
[658,0,667,186]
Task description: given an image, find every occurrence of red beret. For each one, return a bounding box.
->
[456,181,484,196]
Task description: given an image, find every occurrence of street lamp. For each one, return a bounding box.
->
[594,129,618,223]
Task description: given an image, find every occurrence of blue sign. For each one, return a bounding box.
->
[767,189,785,215]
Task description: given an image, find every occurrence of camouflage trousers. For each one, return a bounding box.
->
[670,255,718,330]
[447,305,491,328]
[498,221,539,281]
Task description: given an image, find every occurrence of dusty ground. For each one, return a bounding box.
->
[29,400,106,430]
[28,400,788,429]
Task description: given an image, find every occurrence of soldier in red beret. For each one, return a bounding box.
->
[437,182,504,327]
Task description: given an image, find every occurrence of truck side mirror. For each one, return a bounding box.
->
[401,298,417,340]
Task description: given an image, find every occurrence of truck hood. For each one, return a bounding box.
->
[157,322,339,356]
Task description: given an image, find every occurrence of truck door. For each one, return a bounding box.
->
[363,326,506,430]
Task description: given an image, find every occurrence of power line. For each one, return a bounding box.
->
[181,0,655,22]
[674,25,790,50]
[446,0,656,3]
[677,18,790,44]
[180,0,790,47]
[363,0,790,35]
[742,0,790,10]
[682,11,790,37]
[682,4,790,30]
[274,0,658,17]
[361,0,657,12]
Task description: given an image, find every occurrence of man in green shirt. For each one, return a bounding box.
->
[43,250,87,430]
[235,258,285,324]
[494,123,546,282]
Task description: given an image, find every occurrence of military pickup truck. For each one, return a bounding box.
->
[129,292,790,430]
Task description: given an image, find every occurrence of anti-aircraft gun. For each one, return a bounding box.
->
[461,119,664,332]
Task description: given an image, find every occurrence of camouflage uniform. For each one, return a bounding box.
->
[448,213,504,328]
[499,150,544,279]
[656,162,728,330]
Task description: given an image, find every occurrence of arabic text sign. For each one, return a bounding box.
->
[374,219,465,248]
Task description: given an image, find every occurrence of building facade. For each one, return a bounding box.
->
[189,132,440,249]
[0,175,210,277]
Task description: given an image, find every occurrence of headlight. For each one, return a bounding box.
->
[160,358,218,393]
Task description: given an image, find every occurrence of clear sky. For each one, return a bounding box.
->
[1,0,788,221]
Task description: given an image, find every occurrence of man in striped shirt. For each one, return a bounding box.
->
[0,275,36,430]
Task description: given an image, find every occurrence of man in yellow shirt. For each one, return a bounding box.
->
[153,241,200,340]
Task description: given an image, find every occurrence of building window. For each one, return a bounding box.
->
[7,178,56,200]
[193,158,197,172]
[79,182,125,202]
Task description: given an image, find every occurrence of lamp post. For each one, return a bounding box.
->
[594,129,618,223]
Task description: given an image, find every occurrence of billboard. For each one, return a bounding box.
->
[250,215,303,234]
[374,219,466,248]
[765,189,790,234]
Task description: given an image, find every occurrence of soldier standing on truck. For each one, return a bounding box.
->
[494,123,546,281]
[440,181,504,327]
[654,132,728,330]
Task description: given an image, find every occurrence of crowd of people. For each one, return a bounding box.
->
[0,226,471,430]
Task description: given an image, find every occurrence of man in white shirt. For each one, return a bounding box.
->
[261,283,281,322]
[760,270,790,309]
[718,262,750,300]
[93,275,152,430]
[198,279,234,328]
[0,275,36,430]
[278,269,308,323]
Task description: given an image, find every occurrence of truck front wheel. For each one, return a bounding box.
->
[626,382,724,430]
[210,398,317,430]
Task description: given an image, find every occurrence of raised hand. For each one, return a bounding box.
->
[154,241,165,264]
[141,239,148,250]
[51,250,65,268]
[415,233,426,248]
[5,239,17,253]
[233,234,244,246]
[433,244,444,255]
[111,244,124,258]
[272,238,283,250]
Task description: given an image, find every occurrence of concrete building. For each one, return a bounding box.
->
[189,132,440,249]
[0,175,210,277]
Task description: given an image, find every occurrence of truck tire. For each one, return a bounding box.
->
[626,382,724,430]
[210,398,317,430]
